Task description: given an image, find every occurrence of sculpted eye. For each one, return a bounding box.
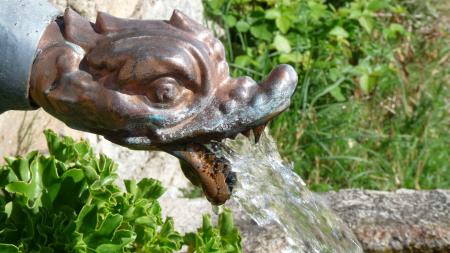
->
[151,77,181,104]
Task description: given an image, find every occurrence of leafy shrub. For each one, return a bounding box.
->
[0,130,242,253]
[204,0,449,190]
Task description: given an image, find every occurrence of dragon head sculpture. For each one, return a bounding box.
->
[30,9,298,205]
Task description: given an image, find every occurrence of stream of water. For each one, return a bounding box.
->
[217,132,362,253]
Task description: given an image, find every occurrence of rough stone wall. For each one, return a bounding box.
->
[0,109,84,157]
[324,189,450,253]
[161,189,450,253]
[49,0,204,22]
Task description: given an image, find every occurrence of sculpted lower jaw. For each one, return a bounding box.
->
[164,142,237,205]
[162,123,268,206]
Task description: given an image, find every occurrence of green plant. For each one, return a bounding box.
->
[204,0,449,190]
[0,130,242,253]
[184,210,242,253]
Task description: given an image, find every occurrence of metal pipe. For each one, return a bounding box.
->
[0,0,61,113]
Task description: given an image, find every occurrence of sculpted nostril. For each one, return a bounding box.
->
[219,100,237,114]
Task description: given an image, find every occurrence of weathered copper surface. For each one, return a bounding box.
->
[30,9,297,205]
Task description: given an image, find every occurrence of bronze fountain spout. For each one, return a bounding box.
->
[30,9,298,205]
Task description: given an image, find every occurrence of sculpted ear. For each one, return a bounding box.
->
[169,10,208,35]
[64,8,102,51]
[95,12,130,33]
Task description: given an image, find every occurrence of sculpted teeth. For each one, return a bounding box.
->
[253,123,266,143]
[234,123,266,143]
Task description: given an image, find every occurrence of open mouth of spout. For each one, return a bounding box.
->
[163,123,268,205]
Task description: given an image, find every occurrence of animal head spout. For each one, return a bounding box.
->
[62,9,298,204]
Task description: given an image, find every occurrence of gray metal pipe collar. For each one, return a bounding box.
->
[0,0,61,113]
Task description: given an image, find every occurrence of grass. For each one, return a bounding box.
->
[274,17,449,191]
[204,0,449,191]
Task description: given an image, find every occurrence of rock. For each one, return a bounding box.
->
[323,189,450,253]
[50,0,145,20]
[163,190,450,253]
[0,109,84,156]
[141,0,204,24]
[49,0,204,23]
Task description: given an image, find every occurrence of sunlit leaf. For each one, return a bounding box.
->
[276,16,291,33]
[358,16,373,33]
[224,15,237,27]
[265,8,280,19]
[250,24,272,41]
[236,20,250,32]
[274,34,291,53]
[329,26,349,39]
[368,0,389,11]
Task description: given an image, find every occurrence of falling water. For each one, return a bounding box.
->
[217,132,362,253]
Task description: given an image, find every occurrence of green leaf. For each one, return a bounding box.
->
[5,157,44,209]
[358,16,373,33]
[96,244,124,253]
[384,23,406,40]
[218,209,234,235]
[265,9,280,19]
[0,244,20,253]
[235,20,250,33]
[0,167,17,187]
[273,34,291,53]
[234,55,251,67]
[202,214,213,232]
[276,16,291,33]
[368,0,389,11]
[250,24,272,41]
[329,26,349,39]
[330,86,346,102]
[184,210,241,252]
[76,205,98,234]
[95,213,123,238]
[224,15,237,27]
[124,179,138,196]
[308,1,328,20]
[359,73,378,94]
[360,73,370,93]
[12,158,31,181]
[279,52,304,64]
[136,178,165,200]
[207,0,224,11]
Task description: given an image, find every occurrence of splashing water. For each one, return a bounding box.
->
[217,133,362,253]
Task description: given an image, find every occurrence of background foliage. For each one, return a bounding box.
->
[0,130,241,253]
[204,0,449,191]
